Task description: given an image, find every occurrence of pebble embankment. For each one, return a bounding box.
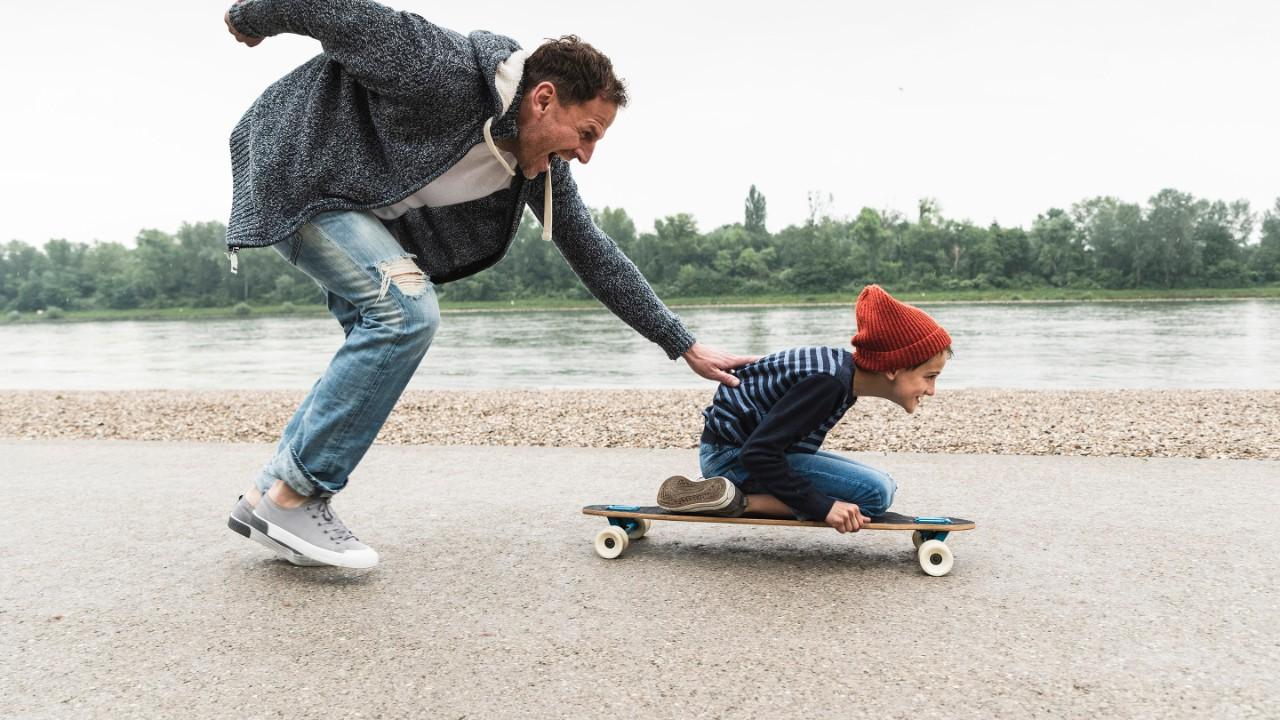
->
[2,389,1277,460]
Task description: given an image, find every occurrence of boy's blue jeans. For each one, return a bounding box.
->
[699,442,898,518]
[255,211,440,497]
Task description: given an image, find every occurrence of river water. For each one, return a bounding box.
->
[0,300,1276,390]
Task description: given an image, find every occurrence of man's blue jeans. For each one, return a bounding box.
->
[255,211,440,497]
[699,442,898,518]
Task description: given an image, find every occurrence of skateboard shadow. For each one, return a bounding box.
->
[618,535,912,573]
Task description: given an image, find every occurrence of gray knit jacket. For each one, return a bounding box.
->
[226,0,695,358]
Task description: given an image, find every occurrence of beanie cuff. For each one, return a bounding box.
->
[853,327,952,372]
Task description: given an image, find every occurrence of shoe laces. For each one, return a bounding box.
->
[307,498,358,544]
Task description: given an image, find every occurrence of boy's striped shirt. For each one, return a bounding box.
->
[702,346,855,453]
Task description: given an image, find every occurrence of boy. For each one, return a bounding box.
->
[657,285,952,533]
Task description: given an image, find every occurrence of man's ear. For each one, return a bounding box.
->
[532,81,557,113]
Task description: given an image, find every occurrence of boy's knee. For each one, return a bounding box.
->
[861,472,896,516]
[877,473,897,514]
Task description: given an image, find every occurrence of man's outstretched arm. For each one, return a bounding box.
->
[223,0,463,97]
[531,161,758,385]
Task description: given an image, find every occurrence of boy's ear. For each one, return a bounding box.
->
[884,368,900,381]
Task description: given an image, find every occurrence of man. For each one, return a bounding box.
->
[221,0,756,569]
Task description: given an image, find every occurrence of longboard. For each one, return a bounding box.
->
[582,504,975,576]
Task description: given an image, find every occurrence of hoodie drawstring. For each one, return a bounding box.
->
[482,118,517,178]
[482,117,552,242]
[542,164,552,241]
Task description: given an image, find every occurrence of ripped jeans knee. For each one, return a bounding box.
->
[375,255,429,301]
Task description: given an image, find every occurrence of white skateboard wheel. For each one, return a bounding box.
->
[917,539,954,576]
[912,530,925,549]
[626,519,651,540]
[594,526,629,559]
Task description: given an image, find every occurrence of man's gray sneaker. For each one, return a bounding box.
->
[657,475,747,517]
[227,496,325,566]
[250,494,379,569]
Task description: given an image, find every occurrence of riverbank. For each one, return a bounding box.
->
[3,389,1276,460]
[4,286,1279,323]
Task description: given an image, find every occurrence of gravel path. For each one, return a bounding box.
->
[2,389,1276,460]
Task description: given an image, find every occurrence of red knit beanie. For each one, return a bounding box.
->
[850,285,951,372]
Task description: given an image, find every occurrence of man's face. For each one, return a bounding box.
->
[514,82,618,179]
[886,351,948,414]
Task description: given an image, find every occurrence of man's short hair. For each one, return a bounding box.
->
[522,35,628,107]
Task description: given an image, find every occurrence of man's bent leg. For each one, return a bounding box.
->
[252,294,358,497]
[262,211,438,498]
[232,211,436,566]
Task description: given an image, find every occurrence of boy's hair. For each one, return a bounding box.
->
[522,35,629,107]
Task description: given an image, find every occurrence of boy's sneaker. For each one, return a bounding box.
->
[227,495,325,566]
[250,494,379,569]
[657,475,747,517]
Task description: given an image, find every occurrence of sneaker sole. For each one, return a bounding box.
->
[227,513,326,567]
[657,476,736,513]
[247,511,379,570]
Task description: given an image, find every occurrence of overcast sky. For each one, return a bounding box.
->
[3,0,1277,247]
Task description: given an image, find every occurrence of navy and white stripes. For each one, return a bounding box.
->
[702,346,854,452]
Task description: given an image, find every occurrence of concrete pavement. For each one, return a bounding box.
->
[2,440,1277,719]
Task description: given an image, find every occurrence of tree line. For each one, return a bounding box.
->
[2,187,1279,314]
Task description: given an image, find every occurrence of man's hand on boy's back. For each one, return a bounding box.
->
[682,342,760,388]
[826,501,870,533]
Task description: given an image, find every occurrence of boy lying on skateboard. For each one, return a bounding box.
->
[657,285,953,533]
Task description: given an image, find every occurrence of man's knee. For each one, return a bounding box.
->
[377,256,429,300]
[370,257,438,348]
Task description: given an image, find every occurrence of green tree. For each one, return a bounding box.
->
[942,221,986,281]
[1195,200,1253,286]
[705,224,772,292]
[642,213,703,289]
[851,208,887,277]
[744,185,768,235]
[3,241,51,311]
[1252,198,1280,282]
[172,222,232,306]
[40,239,95,309]
[775,216,855,293]
[130,229,186,306]
[1072,197,1147,287]
[893,218,948,288]
[917,198,942,226]
[84,242,140,309]
[1145,189,1200,287]
[1030,209,1086,286]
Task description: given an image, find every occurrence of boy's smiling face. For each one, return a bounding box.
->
[885,351,949,414]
